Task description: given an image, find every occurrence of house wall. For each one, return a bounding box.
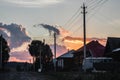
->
[57,59,64,69]
[63,58,74,71]
[57,58,74,71]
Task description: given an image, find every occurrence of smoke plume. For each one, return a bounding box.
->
[36,24,60,35]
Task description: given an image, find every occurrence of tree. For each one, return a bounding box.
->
[28,40,53,72]
[42,44,53,71]
[29,40,44,57]
[0,35,10,69]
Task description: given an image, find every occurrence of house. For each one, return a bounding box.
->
[73,40,105,67]
[56,50,75,71]
[104,37,120,61]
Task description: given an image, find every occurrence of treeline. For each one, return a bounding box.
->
[0,35,54,72]
[0,35,10,71]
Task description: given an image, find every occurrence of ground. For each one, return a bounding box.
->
[0,72,55,80]
[1,71,120,80]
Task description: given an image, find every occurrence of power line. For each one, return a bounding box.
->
[87,0,109,22]
[86,0,96,5]
[71,24,83,36]
[69,0,109,37]
[86,12,120,37]
[94,13,120,32]
[64,6,81,27]
[67,12,82,31]
[88,0,107,11]
[66,0,105,32]
[87,0,99,7]
[62,1,85,31]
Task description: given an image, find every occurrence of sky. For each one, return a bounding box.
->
[0,0,120,62]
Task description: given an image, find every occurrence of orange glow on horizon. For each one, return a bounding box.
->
[63,37,106,50]
[9,35,106,62]
[9,57,32,63]
[64,39,83,50]
[64,39,83,44]
[9,57,26,62]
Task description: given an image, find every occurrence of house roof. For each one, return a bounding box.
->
[74,40,105,57]
[104,37,120,54]
[57,50,75,59]
[112,48,120,52]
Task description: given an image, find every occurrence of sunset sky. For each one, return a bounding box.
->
[0,0,120,62]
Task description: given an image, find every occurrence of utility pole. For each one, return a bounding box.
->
[38,39,45,72]
[54,32,56,71]
[82,3,87,71]
[43,39,45,44]
[33,57,35,71]
[0,35,2,69]
[38,45,42,72]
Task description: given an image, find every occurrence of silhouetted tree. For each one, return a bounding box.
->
[0,35,10,69]
[42,44,53,71]
[28,40,53,72]
[29,40,44,57]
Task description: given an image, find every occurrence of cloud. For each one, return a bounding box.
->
[0,28,11,37]
[62,36,83,41]
[0,22,107,62]
[58,26,70,37]
[3,0,64,7]
[36,24,60,35]
[50,44,68,57]
[63,36,106,43]
[9,42,32,62]
[11,42,29,52]
[10,51,32,61]
[0,22,32,62]
[62,36,107,50]
[34,23,70,37]
[0,23,31,48]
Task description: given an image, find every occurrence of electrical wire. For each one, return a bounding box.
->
[87,0,109,22]
[64,6,81,27]
[68,0,110,37]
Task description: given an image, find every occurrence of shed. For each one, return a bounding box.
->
[56,50,75,71]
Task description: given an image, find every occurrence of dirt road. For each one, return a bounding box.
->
[0,72,55,80]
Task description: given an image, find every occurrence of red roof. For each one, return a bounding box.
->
[75,40,105,57]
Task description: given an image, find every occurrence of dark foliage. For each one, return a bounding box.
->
[0,35,10,69]
[29,40,44,57]
[28,40,53,71]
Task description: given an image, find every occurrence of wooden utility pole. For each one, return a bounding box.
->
[38,39,45,72]
[38,45,42,72]
[33,57,35,71]
[82,3,87,59]
[43,39,45,44]
[82,3,87,72]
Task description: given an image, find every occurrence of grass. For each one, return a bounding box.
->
[48,71,120,80]
[1,70,120,80]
